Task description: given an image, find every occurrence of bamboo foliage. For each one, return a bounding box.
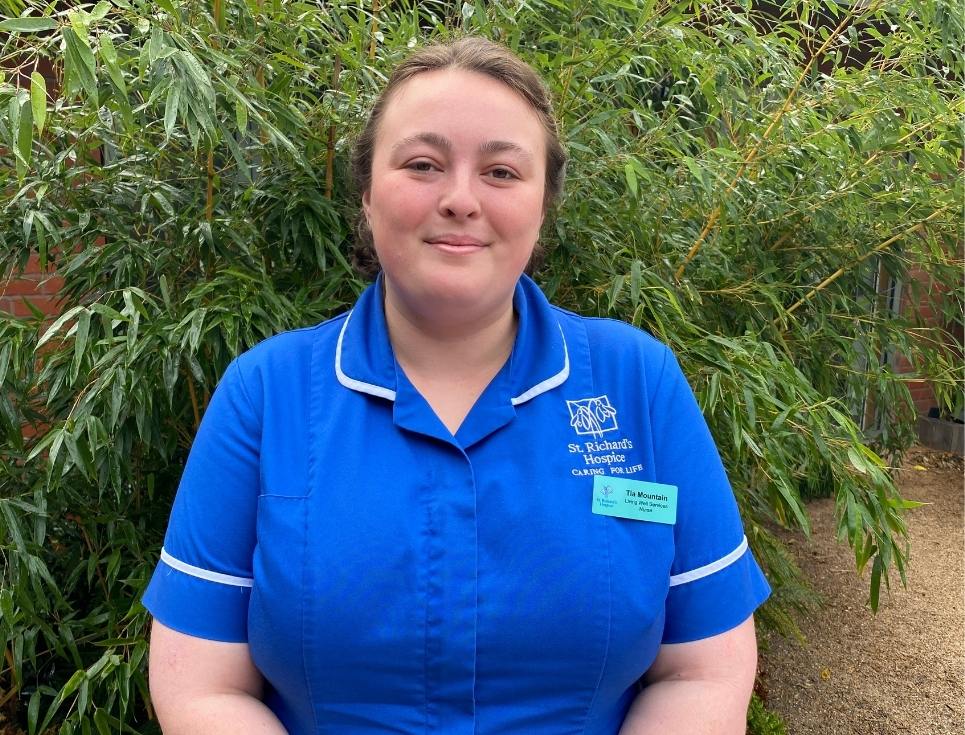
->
[0,0,962,731]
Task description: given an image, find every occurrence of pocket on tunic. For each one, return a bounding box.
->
[248,494,312,718]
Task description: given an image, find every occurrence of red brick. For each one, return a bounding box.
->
[0,294,61,318]
[0,277,45,297]
[36,274,65,294]
[24,252,56,276]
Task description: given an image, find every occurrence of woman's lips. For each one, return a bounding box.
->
[425,236,488,253]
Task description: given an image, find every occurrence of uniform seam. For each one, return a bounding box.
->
[231,359,258,417]
[303,337,321,734]
[423,490,432,735]
[583,515,612,734]
[301,489,318,733]
[231,312,348,367]
[647,346,672,407]
[549,307,660,342]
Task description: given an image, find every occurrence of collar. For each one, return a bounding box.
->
[334,274,570,408]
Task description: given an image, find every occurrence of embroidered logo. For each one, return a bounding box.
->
[567,395,618,438]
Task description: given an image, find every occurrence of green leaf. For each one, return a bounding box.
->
[71,309,91,386]
[159,274,172,310]
[90,1,111,21]
[98,31,117,64]
[30,72,46,136]
[38,306,85,348]
[93,708,111,735]
[0,342,10,388]
[99,35,131,126]
[0,17,58,33]
[27,689,41,735]
[39,670,85,732]
[0,501,26,550]
[235,96,248,133]
[35,218,47,269]
[630,260,642,306]
[63,27,98,104]
[16,99,33,175]
[847,446,867,474]
[223,131,253,184]
[162,350,179,401]
[164,84,181,138]
[869,556,882,612]
[624,161,638,198]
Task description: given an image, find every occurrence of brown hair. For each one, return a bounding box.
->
[349,36,567,278]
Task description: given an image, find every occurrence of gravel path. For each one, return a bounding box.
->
[759,446,964,735]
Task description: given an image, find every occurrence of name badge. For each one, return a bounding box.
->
[591,476,677,524]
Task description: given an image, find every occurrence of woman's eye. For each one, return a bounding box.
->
[408,160,436,172]
[488,167,517,180]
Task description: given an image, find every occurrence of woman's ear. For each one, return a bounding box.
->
[361,189,371,223]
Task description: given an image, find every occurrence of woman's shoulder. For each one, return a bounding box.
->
[237,312,347,363]
[551,304,672,359]
[226,311,350,394]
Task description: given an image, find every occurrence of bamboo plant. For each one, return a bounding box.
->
[0,0,961,732]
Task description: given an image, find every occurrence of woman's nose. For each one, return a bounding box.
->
[437,171,480,219]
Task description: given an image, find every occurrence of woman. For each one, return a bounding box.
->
[144,37,770,734]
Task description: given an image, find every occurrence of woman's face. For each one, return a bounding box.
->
[362,68,547,326]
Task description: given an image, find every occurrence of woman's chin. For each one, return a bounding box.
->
[386,272,516,325]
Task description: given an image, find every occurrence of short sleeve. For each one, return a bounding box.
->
[142,359,261,643]
[649,348,770,644]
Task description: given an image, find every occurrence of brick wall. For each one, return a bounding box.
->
[894,263,961,416]
[2,57,62,320]
[0,254,64,319]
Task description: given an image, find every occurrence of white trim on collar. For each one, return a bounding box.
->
[335,310,397,401]
[335,309,569,406]
[511,324,570,406]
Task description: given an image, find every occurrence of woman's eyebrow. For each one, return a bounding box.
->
[391,132,450,153]
[479,139,533,161]
[391,133,533,161]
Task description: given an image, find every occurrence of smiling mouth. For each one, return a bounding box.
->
[425,236,488,253]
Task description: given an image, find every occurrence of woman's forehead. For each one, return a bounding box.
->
[375,69,546,152]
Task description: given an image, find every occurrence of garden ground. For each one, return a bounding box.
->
[759,445,965,734]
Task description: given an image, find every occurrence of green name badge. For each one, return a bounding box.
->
[591,476,678,524]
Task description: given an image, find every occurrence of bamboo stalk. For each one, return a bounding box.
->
[781,207,948,320]
[186,371,201,431]
[66,512,109,599]
[205,151,215,222]
[0,645,17,708]
[369,0,380,61]
[325,55,342,200]
[675,1,882,280]
[206,1,223,224]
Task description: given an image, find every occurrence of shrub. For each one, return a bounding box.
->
[1,0,961,730]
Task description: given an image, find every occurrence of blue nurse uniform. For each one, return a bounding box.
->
[143,274,771,734]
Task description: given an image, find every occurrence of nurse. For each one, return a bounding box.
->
[145,37,769,734]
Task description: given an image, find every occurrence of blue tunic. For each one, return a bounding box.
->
[143,275,770,734]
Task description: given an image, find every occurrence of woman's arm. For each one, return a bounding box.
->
[149,620,288,735]
[619,615,758,735]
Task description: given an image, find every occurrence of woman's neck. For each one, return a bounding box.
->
[382,290,518,434]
